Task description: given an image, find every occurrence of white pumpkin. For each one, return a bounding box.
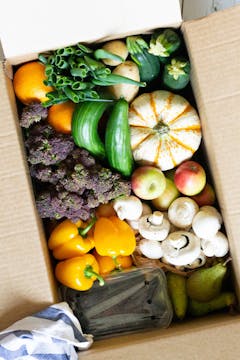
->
[128,90,202,171]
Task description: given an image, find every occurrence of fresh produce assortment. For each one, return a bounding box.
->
[13,28,237,332]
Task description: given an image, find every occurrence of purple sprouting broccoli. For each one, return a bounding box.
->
[35,190,92,222]
[30,163,67,184]
[25,123,75,165]
[20,103,48,128]
[32,147,131,222]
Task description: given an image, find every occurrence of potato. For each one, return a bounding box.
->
[102,40,128,66]
[108,60,140,102]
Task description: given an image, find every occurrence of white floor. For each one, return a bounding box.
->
[181,0,240,19]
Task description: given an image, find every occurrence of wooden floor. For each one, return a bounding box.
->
[181,0,240,19]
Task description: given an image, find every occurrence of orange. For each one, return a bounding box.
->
[47,101,76,134]
[13,61,53,105]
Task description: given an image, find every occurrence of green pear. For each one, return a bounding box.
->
[188,291,236,316]
[167,272,188,320]
[186,262,228,302]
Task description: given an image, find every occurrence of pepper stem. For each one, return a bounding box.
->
[84,265,105,286]
[78,217,96,237]
[112,256,122,270]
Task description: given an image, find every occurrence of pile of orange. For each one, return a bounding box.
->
[13,61,76,134]
[47,101,76,134]
[13,61,53,105]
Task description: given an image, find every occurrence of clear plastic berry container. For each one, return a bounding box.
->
[60,267,173,339]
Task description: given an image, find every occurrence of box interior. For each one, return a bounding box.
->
[1,2,240,358]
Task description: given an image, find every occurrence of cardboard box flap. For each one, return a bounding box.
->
[0,63,58,330]
[181,5,240,296]
[0,0,182,64]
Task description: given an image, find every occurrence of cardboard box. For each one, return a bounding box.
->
[1,1,240,358]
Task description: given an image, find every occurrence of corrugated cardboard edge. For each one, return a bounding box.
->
[0,60,58,330]
[0,0,182,65]
[181,5,240,300]
[79,313,240,360]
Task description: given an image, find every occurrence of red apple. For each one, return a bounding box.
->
[152,178,180,211]
[174,160,206,196]
[190,183,216,206]
[131,166,166,200]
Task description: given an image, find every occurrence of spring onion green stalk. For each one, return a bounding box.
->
[94,73,146,86]
[39,42,146,106]
[94,48,124,63]
[149,29,181,58]
[56,47,75,56]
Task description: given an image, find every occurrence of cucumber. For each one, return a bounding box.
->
[105,98,134,177]
[72,101,109,159]
[126,36,161,83]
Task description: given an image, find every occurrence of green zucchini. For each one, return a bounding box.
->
[149,29,181,57]
[105,98,134,177]
[163,57,191,90]
[126,36,160,83]
[72,101,109,159]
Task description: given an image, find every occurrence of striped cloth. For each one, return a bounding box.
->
[0,302,93,360]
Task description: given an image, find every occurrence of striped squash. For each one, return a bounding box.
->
[128,90,202,171]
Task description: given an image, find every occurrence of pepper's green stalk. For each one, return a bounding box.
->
[149,29,181,57]
[78,217,97,237]
[84,265,105,286]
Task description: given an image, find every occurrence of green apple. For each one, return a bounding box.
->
[131,166,166,200]
[152,178,180,211]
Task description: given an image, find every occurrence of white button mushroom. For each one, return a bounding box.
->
[184,252,207,269]
[192,206,223,239]
[113,195,143,221]
[138,238,164,259]
[138,211,170,241]
[161,231,201,266]
[168,197,199,229]
[127,202,152,230]
[201,231,229,257]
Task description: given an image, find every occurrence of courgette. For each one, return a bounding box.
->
[163,57,190,90]
[126,36,160,83]
[105,98,134,177]
[72,101,109,159]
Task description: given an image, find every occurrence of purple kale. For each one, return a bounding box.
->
[25,123,74,165]
[20,103,48,128]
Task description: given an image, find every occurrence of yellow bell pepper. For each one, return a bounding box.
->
[93,249,133,275]
[55,254,104,291]
[93,216,136,257]
[48,218,95,260]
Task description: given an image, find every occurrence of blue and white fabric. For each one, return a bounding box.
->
[0,302,93,360]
